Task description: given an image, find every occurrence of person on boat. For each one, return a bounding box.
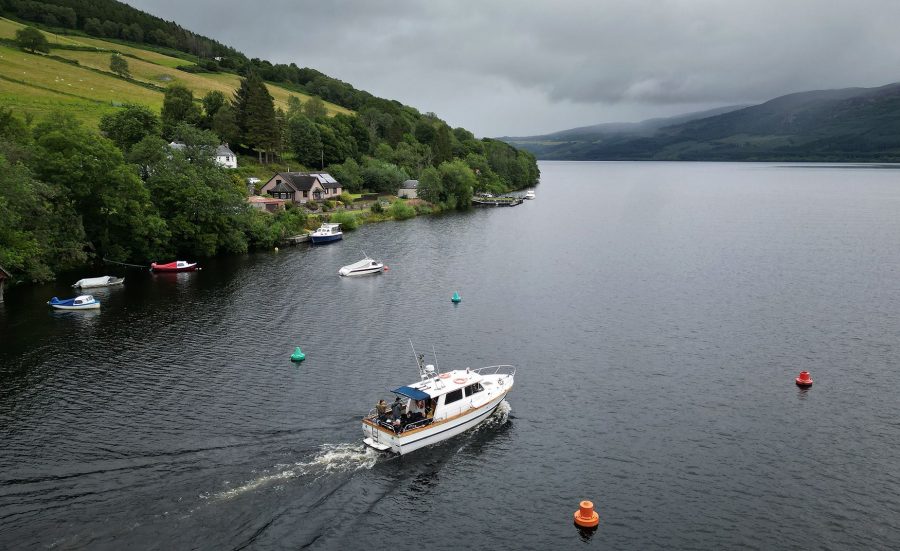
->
[390,396,404,421]
[375,399,389,421]
[407,400,426,424]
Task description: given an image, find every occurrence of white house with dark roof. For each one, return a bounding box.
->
[167,141,237,169]
[260,172,342,204]
[398,179,419,199]
[215,144,237,169]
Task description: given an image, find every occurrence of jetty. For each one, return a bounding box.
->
[281,234,310,245]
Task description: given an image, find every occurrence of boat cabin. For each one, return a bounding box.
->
[372,369,490,434]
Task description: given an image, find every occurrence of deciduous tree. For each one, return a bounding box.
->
[161,84,201,139]
[99,104,160,152]
[109,54,130,78]
[15,27,49,54]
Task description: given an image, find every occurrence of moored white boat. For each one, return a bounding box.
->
[48,294,100,310]
[362,352,515,455]
[339,255,384,276]
[524,190,535,200]
[310,223,343,244]
[72,275,124,288]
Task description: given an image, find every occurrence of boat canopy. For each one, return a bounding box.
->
[392,386,431,401]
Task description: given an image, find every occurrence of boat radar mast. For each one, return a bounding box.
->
[410,342,440,381]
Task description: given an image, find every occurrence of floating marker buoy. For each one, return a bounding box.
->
[451,291,461,303]
[383,266,389,271]
[290,346,306,362]
[795,370,812,387]
[573,500,599,528]
[274,246,279,252]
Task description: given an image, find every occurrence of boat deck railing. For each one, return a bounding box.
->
[364,411,433,434]
[472,365,516,379]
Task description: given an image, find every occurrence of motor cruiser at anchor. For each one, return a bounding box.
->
[310,223,343,244]
[362,350,515,455]
[338,254,384,276]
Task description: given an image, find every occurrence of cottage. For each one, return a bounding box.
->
[0,265,10,303]
[168,141,237,169]
[398,179,419,199]
[248,195,286,213]
[260,172,343,204]
[215,144,237,169]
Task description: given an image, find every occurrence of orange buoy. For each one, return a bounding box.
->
[383,266,389,271]
[574,500,599,528]
[439,373,450,379]
[795,371,813,388]
[453,378,467,384]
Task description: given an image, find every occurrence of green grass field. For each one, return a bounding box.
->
[0,17,352,126]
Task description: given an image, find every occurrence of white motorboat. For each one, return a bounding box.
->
[338,254,384,276]
[362,350,515,455]
[48,294,101,310]
[524,190,536,200]
[72,275,124,288]
[310,223,343,244]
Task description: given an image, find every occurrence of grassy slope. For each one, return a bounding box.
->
[0,17,351,125]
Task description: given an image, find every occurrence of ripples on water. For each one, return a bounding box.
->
[2,162,900,549]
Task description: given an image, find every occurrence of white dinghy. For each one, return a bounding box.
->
[72,275,124,288]
[362,346,515,455]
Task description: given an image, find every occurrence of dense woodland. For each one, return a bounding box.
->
[0,2,539,285]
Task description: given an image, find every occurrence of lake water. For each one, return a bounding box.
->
[2,161,900,550]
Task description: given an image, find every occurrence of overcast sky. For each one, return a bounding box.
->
[127,0,900,137]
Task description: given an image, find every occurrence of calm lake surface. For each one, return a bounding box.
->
[2,161,900,550]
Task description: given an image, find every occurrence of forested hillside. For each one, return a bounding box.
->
[504,83,900,161]
[0,1,539,285]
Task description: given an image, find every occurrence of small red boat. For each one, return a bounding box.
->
[150,260,199,272]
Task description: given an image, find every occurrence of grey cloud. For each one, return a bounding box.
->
[126,0,900,135]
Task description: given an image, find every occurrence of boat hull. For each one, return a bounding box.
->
[151,262,197,272]
[310,234,343,244]
[363,392,509,455]
[49,303,101,310]
[339,265,383,276]
[73,276,124,288]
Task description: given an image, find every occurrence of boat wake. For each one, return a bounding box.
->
[470,400,512,434]
[210,443,380,501]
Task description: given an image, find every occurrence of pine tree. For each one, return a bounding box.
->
[234,72,277,163]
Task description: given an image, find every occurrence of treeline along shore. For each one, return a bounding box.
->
[0,1,539,288]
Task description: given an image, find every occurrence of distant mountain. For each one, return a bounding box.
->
[502,83,900,161]
[500,105,748,158]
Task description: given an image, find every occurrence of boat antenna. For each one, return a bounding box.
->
[410,340,425,379]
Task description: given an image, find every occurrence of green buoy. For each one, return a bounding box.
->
[451,291,461,303]
[290,346,306,362]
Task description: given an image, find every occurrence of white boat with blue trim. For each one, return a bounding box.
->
[362,351,515,455]
[309,223,343,244]
[47,294,100,310]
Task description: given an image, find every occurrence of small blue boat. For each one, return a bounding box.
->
[310,223,343,244]
[48,294,100,310]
